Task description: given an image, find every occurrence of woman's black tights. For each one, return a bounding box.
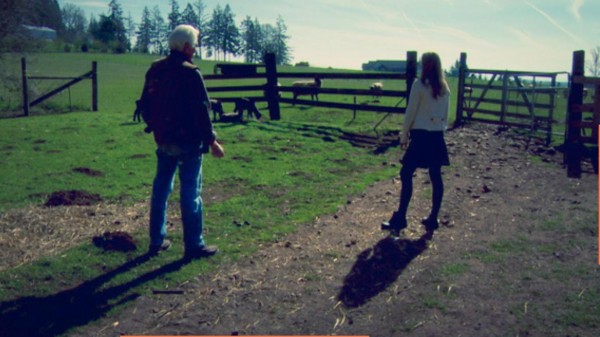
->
[398,164,444,221]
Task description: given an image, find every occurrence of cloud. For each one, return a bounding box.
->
[524,1,586,45]
[570,0,584,21]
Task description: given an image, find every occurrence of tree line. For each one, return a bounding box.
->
[0,0,292,65]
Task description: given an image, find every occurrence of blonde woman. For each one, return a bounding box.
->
[383,52,450,236]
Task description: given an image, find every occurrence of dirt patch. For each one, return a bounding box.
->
[73,167,105,177]
[92,231,137,252]
[45,190,103,207]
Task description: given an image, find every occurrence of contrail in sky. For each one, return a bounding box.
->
[570,0,584,21]
[524,1,586,45]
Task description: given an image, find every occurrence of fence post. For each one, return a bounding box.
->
[405,51,417,104]
[565,50,585,178]
[264,52,280,120]
[21,57,29,116]
[92,61,98,111]
[454,52,467,127]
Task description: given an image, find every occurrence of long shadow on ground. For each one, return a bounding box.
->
[338,230,434,308]
[0,253,188,337]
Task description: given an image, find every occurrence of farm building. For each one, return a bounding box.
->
[362,60,407,72]
[21,25,57,40]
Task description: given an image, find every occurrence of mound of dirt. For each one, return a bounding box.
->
[72,167,105,177]
[92,231,137,252]
[44,190,103,207]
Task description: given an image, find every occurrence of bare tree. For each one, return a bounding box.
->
[588,46,600,77]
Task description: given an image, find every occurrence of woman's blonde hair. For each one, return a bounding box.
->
[168,24,199,52]
[420,52,449,99]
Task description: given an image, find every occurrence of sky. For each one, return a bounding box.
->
[58,0,600,74]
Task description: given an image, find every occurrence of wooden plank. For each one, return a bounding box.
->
[279,97,405,114]
[204,73,265,80]
[208,96,266,103]
[276,72,407,80]
[467,68,562,77]
[464,96,553,109]
[278,86,407,98]
[208,85,266,93]
[572,75,600,85]
[571,103,595,112]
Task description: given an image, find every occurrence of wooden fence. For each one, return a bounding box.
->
[564,50,600,178]
[455,53,564,145]
[203,51,418,121]
[21,58,97,116]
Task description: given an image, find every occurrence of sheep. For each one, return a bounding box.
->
[370,82,383,98]
[291,77,322,104]
[210,98,225,122]
[234,98,262,120]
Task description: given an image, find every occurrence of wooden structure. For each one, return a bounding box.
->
[455,52,562,144]
[21,58,97,116]
[203,52,418,121]
[564,50,600,178]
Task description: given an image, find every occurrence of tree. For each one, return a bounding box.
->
[194,0,207,58]
[241,16,262,63]
[151,5,167,54]
[588,47,600,77]
[181,4,198,27]
[272,16,291,65]
[168,0,181,31]
[124,12,136,49]
[135,6,153,53]
[60,3,87,43]
[221,4,240,61]
[204,5,223,60]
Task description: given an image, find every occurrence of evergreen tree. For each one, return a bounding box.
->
[125,12,136,49]
[181,4,198,27]
[151,5,167,54]
[168,0,181,31]
[241,16,262,63]
[221,4,240,61]
[135,6,153,53]
[194,0,207,58]
[273,15,291,65]
[204,5,224,60]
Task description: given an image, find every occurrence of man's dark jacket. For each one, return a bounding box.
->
[140,50,215,152]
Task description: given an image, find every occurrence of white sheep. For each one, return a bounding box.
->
[370,82,383,98]
[291,77,322,104]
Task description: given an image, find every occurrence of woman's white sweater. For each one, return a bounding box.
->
[401,79,450,144]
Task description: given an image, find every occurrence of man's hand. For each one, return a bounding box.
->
[210,141,225,158]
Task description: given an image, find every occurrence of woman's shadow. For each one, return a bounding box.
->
[337,229,434,308]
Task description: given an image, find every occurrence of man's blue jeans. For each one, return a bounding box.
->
[150,148,205,250]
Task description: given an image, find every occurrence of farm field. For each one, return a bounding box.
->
[0,53,598,336]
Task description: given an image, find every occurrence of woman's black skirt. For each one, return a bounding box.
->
[402,129,450,168]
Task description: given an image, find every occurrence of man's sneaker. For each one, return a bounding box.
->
[184,245,219,260]
[148,239,171,255]
[421,217,439,231]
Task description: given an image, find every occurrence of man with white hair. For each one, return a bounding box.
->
[140,24,225,259]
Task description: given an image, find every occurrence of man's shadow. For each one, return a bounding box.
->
[0,252,189,337]
[337,229,434,308]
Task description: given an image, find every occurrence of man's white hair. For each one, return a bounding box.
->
[168,24,199,52]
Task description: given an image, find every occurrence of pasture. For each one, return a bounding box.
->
[0,52,597,337]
